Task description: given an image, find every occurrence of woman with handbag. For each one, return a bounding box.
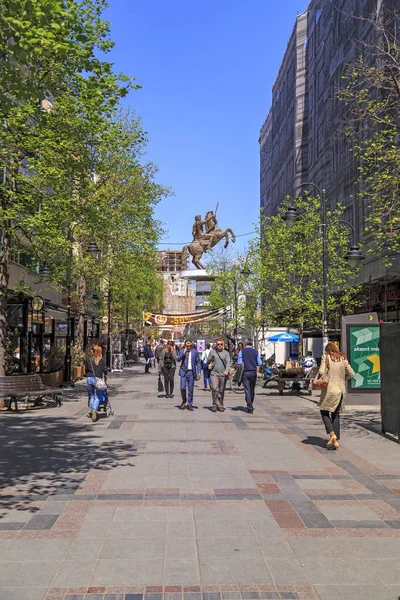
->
[85,344,109,422]
[160,341,177,398]
[315,342,355,449]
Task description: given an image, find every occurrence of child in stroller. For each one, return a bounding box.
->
[85,344,114,422]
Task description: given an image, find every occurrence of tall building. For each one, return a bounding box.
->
[260,0,400,318]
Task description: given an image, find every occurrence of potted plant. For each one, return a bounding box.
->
[71,343,85,381]
[40,344,65,387]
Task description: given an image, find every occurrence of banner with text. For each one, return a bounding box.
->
[143,307,231,327]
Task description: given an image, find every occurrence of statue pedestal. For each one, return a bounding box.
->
[180,270,215,310]
[179,269,214,281]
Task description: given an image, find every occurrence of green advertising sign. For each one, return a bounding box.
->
[348,325,381,389]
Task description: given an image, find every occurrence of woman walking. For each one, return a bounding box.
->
[85,344,109,422]
[160,340,177,398]
[317,342,355,449]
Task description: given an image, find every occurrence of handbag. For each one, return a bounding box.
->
[90,359,107,390]
[158,375,164,393]
[312,356,329,390]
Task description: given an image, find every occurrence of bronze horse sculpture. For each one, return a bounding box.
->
[182,210,236,270]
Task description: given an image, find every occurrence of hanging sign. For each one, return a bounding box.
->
[143,307,229,327]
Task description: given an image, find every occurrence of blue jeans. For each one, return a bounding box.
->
[203,365,211,389]
[87,377,107,410]
[242,372,257,409]
[180,371,195,405]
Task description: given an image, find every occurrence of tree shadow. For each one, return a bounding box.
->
[0,413,135,514]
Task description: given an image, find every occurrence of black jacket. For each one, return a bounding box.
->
[85,357,109,378]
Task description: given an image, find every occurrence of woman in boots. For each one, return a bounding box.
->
[318,342,355,450]
[160,340,177,398]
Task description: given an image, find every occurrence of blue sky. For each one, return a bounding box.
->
[104,0,308,254]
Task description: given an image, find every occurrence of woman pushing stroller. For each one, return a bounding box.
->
[85,344,109,422]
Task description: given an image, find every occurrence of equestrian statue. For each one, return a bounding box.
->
[182,204,236,269]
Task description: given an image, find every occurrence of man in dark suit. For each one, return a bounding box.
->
[143,338,154,374]
[237,339,262,413]
[176,339,201,411]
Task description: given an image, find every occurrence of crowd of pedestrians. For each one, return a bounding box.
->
[99,335,356,451]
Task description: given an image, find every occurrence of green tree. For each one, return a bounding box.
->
[0,0,135,374]
[251,195,361,359]
[207,249,263,345]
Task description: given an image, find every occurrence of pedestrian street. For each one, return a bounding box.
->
[1,365,400,600]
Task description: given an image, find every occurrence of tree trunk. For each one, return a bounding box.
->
[0,227,10,377]
[76,274,86,352]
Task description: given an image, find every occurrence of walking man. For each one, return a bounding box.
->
[237,339,262,413]
[155,340,164,367]
[209,337,230,412]
[143,338,154,374]
[177,339,201,411]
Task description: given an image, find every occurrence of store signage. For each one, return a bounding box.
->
[348,325,381,389]
[31,296,44,312]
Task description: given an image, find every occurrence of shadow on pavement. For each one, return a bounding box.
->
[301,435,328,449]
[0,414,134,513]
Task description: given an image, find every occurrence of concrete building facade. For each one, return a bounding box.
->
[259,0,400,319]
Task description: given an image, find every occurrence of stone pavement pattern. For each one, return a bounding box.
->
[1,365,400,600]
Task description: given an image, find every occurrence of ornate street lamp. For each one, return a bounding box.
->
[87,239,100,259]
[40,263,51,279]
[281,183,364,348]
[345,245,364,269]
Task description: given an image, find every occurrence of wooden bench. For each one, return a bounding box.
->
[0,374,63,411]
[277,366,319,396]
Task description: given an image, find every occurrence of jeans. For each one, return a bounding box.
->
[203,365,211,389]
[321,397,343,439]
[180,371,195,405]
[242,372,257,409]
[87,377,108,410]
[211,374,227,408]
[163,367,175,396]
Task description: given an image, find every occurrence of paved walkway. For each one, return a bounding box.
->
[1,365,400,600]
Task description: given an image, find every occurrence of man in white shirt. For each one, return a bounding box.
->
[201,343,212,390]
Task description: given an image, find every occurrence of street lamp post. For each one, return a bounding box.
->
[282,183,364,349]
[106,284,112,369]
[234,278,238,344]
[233,267,251,346]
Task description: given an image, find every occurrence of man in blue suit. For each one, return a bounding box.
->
[176,339,201,411]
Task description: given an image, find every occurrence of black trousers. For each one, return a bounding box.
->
[163,367,175,395]
[243,372,257,408]
[321,397,343,440]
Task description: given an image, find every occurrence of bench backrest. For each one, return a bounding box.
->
[0,374,44,393]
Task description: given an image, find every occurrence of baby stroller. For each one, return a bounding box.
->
[88,385,114,420]
[98,386,114,417]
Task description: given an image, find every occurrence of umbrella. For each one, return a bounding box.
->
[267,332,299,343]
